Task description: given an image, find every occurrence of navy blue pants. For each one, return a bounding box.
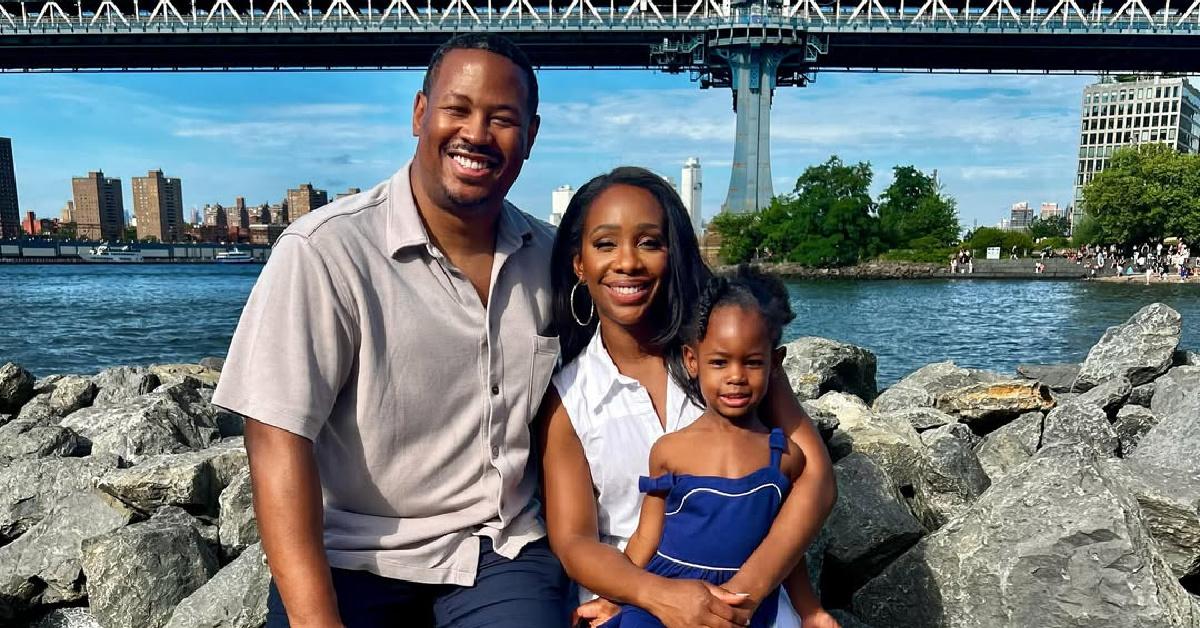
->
[265,537,570,628]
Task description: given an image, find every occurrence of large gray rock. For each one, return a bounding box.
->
[852,444,1200,628]
[32,607,103,628]
[164,542,269,628]
[935,380,1054,433]
[98,450,224,515]
[90,366,161,406]
[1126,406,1200,580]
[1015,363,1080,392]
[920,422,981,450]
[799,402,840,442]
[1077,303,1182,389]
[1076,374,1132,416]
[48,375,97,417]
[910,427,991,530]
[197,388,245,438]
[1115,405,1160,457]
[810,392,926,491]
[218,468,258,561]
[152,505,220,551]
[1150,366,1200,420]
[890,407,957,433]
[1040,401,1119,457]
[0,416,88,459]
[60,384,220,461]
[0,362,36,414]
[873,362,1005,414]
[781,337,878,403]
[975,411,1043,481]
[198,357,226,372]
[0,455,121,541]
[82,518,219,628]
[14,392,53,423]
[1130,382,1156,407]
[150,364,222,389]
[0,491,134,619]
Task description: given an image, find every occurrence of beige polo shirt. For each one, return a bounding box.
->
[212,162,559,586]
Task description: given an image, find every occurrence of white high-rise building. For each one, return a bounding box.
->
[550,184,574,226]
[681,157,702,237]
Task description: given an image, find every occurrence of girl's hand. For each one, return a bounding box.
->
[644,579,753,628]
[799,608,842,628]
[573,598,621,627]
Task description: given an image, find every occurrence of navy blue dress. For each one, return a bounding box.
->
[603,428,791,628]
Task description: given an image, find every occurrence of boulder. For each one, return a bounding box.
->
[14,392,53,423]
[1076,375,1132,416]
[934,380,1054,434]
[0,363,36,414]
[218,468,258,561]
[890,407,956,433]
[799,402,840,442]
[98,451,223,515]
[1076,303,1182,389]
[821,453,924,605]
[81,518,218,628]
[1150,366,1200,420]
[164,542,270,628]
[90,366,161,407]
[149,364,221,389]
[809,392,926,491]
[0,491,134,619]
[198,357,226,372]
[1115,406,1160,457]
[781,337,878,403]
[873,362,1004,413]
[1015,363,1080,392]
[910,427,991,530]
[60,384,220,461]
[919,422,981,450]
[0,455,121,542]
[0,417,88,459]
[1040,401,1119,457]
[975,411,1043,482]
[32,374,65,393]
[1126,406,1200,580]
[852,444,1200,627]
[32,607,103,628]
[47,375,97,417]
[1130,383,1156,408]
[198,388,245,438]
[152,506,220,550]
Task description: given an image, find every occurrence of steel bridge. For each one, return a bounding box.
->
[3,0,1200,211]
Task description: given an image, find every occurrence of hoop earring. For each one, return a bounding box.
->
[570,280,595,327]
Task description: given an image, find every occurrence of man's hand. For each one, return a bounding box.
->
[799,608,841,628]
[642,579,754,628]
[573,598,621,627]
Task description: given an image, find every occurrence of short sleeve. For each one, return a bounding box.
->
[212,234,357,441]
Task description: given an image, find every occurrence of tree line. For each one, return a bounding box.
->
[1076,143,1200,247]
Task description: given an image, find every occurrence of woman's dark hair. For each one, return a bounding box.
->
[675,264,795,407]
[550,166,710,372]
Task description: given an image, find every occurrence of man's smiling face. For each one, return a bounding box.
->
[411,48,539,216]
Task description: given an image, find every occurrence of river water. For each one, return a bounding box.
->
[2,264,1198,385]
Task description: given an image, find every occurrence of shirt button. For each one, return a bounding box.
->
[491,445,501,458]
[491,385,500,395]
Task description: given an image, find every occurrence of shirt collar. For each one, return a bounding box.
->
[386,159,534,258]
[580,328,695,422]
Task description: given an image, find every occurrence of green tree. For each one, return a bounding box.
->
[877,166,960,248]
[1081,144,1200,244]
[1028,215,1071,240]
[709,210,760,264]
[965,226,1034,255]
[1071,215,1103,246]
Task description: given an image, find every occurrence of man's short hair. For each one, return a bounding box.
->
[422,33,539,119]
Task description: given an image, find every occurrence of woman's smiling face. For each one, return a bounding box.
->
[573,184,670,332]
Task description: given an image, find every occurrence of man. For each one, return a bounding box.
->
[212,34,567,627]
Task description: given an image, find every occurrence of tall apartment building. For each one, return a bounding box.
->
[72,171,125,241]
[286,183,329,221]
[132,170,184,242]
[1039,202,1065,221]
[203,204,228,227]
[0,137,19,238]
[226,196,250,228]
[681,157,703,237]
[1075,75,1200,226]
[1010,201,1033,230]
[549,185,574,226]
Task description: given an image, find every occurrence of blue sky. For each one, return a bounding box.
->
[1,69,1092,230]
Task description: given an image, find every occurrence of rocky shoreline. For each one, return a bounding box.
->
[724,260,947,280]
[3,305,1200,627]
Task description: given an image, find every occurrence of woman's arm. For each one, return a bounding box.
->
[723,368,836,613]
[538,388,749,628]
[622,443,669,568]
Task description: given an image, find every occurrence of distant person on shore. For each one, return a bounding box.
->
[1010,245,1017,260]
[213,34,573,627]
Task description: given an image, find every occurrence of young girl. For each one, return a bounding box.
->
[603,265,806,628]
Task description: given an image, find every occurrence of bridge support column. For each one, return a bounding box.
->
[715,47,789,214]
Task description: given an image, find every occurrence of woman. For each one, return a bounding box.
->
[537,167,838,628]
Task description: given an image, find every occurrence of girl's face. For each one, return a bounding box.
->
[684,305,778,422]
[573,184,670,332]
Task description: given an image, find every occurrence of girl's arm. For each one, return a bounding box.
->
[622,441,670,568]
[723,368,836,615]
[538,388,750,628]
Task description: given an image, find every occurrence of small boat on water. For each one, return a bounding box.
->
[215,248,254,264]
[79,243,144,263]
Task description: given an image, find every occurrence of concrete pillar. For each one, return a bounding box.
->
[719,47,788,214]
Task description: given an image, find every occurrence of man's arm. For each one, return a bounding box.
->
[245,418,342,628]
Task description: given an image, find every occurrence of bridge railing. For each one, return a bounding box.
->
[2,0,1198,32]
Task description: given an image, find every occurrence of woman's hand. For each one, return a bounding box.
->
[643,579,754,628]
[799,608,842,628]
[574,598,621,627]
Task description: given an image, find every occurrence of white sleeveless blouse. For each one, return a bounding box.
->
[551,330,802,628]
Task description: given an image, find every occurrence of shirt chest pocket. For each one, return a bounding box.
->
[527,335,560,423]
